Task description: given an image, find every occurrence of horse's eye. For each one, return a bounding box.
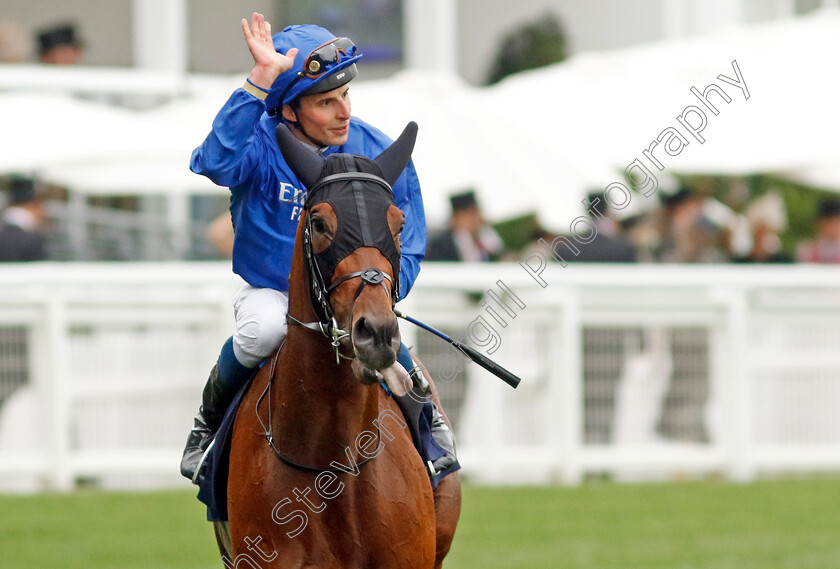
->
[311,218,327,234]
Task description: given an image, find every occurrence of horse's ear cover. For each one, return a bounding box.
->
[373,122,418,186]
[275,123,326,189]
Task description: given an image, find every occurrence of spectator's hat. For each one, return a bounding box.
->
[37,23,82,55]
[586,190,609,218]
[745,192,787,232]
[449,190,478,212]
[7,177,38,205]
[817,198,840,219]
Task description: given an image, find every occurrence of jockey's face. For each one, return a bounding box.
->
[283,84,352,148]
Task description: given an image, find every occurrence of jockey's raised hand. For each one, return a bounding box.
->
[242,12,298,91]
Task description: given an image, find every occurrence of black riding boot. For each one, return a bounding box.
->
[180,363,243,483]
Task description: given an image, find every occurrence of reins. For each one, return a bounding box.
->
[255,342,381,475]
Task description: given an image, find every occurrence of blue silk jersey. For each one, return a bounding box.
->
[190,88,427,299]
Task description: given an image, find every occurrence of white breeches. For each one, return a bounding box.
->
[231,284,290,368]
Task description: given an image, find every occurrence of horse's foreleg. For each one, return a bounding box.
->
[433,472,462,569]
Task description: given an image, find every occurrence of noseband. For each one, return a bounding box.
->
[287,169,400,364]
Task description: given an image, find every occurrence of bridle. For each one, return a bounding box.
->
[286,169,400,364]
[259,167,400,474]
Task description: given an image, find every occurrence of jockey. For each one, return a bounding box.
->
[181,14,457,484]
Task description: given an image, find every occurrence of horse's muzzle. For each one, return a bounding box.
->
[352,313,400,371]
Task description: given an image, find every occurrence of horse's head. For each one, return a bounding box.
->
[276,122,417,382]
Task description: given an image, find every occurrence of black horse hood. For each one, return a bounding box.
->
[308,153,402,296]
[274,122,419,302]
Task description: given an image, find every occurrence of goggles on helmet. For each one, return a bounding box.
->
[276,37,357,110]
[302,37,355,77]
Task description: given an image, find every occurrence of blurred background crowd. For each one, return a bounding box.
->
[1,2,838,268]
[425,182,840,266]
[6,172,839,266]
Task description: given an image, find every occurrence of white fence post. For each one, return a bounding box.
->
[558,286,584,485]
[44,292,73,490]
[723,285,754,482]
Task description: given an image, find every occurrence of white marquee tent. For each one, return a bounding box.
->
[0,9,837,238]
[484,8,840,178]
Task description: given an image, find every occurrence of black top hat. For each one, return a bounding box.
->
[817,198,840,219]
[7,177,37,205]
[37,23,82,54]
[586,190,609,218]
[449,190,478,212]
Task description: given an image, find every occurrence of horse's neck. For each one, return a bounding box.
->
[270,327,379,462]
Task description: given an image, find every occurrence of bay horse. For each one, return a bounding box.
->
[214,122,461,568]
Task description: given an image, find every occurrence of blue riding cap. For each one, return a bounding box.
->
[265,25,363,115]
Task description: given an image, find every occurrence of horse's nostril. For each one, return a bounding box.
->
[353,315,399,354]
[354,316,375,345]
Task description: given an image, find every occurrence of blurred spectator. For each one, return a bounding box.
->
[515,221,558,261]
[654,186,729,263]
[0,177,48,262]
[569,190,637,262]
[733,192,793,263]
[797,198,840,263]
[618,212,658,262]
[426,190,504,262]
[37,23,84,65]
[0,20,32,63]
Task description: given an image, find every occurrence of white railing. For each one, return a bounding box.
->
[1,262,839,490]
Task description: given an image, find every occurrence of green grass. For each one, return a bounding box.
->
[0,488,218,569]
[1,478,839,568]
[449,478,840,569]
